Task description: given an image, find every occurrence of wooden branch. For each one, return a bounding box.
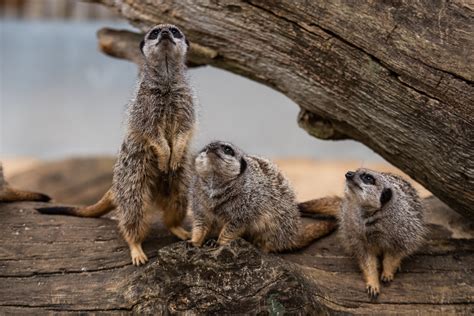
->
[97,28,218,68]
[91,0,473,219]
[1,198,472,314]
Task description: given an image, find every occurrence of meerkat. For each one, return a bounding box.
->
[189,141,339,252]
[0,162,51,203]
[339,168,425,299]
[37,24,196,266]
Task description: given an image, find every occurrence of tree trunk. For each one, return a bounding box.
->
[91,0,473,218]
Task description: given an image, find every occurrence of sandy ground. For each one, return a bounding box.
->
[1,157,42,176]
[274,158,431,200]
[2,157,431,200]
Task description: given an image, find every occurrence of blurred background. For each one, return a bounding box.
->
[0,0,430,202]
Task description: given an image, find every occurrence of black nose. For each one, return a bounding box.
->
[345,171,355,180]
[161,30,170,36]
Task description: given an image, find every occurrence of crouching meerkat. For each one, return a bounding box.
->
[189,141,340,252]
[339,168,425,299]
[0,162,51,203]
[37,24,196,266]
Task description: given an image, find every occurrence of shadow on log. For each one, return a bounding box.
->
[90,0,473,218]
[1,197,472,314]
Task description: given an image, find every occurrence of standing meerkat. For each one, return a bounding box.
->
[38,24,196,266]
[0,162,51,203]
[339,168,425,299]
[189,141,340,252]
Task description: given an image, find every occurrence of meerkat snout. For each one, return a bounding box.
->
[194,142,244,178]
[194,152,209,174]
[345,171,355,180]
[344,169,384,210]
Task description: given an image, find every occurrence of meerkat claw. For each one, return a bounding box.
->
[170,160,181,172]
[185,240,197,248]
[366,284,380,299]
[130,244,148,266]
[381,272,394,283]
[131,253,148,266]
[204,239,219,248]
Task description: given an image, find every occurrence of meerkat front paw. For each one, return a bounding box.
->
[170,226,191,240]
[381,271,394,283]
[169,156,182,171]
[204,239,219,248]
[130,245,148,266]
[186,239,200,248]
[366,282,380,299]
[158,158,170,173]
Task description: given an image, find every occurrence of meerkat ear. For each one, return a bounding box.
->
[185,39,190,47]
[380,188,392,206]
[240,158,247,174]
[140,40,145,55]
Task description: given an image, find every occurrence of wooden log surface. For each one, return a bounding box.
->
[90,0,473,219]
[1,196,473,314]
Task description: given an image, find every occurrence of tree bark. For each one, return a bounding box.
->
[91,0,473,218]
[1,199,473,314]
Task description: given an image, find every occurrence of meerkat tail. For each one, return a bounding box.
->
[36,189,115,217]
[0,187,51,203]
[293,220,337,250]
[298,196,342,218]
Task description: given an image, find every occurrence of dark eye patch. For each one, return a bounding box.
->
[240,158,247,174]
[170,27,183,38]
[222,145,235,156]
[361,173,375,185]
[148,28,161,40]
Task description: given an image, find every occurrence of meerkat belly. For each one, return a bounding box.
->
[248,206,299,248]
[249,210,281,235]
[364,216,399,249]
[113,138,160,204]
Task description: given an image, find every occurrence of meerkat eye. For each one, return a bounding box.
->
[170,27,183,38]
[148,28,161,40]
[361,174,375,185]
[223,145,235,156]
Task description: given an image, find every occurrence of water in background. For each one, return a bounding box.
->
[0,20,382,162]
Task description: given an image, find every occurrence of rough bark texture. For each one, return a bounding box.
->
[1,198,473,314]
[90,0,473,219]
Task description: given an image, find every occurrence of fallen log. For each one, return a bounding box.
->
[90,0,473,218]
[0,198,472,314]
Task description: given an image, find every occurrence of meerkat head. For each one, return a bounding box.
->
[140,24,189,66]
[344,168,393,212]
[195,141,247,181]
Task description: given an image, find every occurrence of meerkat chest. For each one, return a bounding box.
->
[154,96,192,130]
